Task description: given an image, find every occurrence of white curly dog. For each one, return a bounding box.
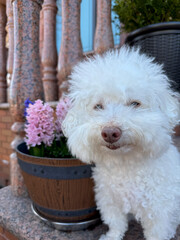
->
[62,47,180,240]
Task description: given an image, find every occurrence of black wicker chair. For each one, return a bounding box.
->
[125,22,180,92]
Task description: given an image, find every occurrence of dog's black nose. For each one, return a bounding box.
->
[101,126,122,143]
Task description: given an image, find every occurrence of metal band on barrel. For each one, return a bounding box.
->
[34,202,97,217]
[18,158,93,180]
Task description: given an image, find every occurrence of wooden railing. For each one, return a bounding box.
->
[0,0,116,196]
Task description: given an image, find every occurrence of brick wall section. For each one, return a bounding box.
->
[0,226,18,240]
[0,104,14,187]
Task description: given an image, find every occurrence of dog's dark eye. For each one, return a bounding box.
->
[129,101,141,107]
[94,103,104,110]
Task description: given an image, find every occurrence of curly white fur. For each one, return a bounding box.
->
[62,47,180,240]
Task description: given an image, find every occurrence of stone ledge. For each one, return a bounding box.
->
[0,186,107,240]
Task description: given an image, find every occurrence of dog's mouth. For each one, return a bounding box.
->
[106,144,121,150]
[104,143,134,150]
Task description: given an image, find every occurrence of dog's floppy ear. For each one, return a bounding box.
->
[62,103,76,138]
[62,96,83,137]
[159,89,180,129]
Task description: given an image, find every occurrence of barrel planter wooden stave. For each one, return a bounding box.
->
[16,142,98,223]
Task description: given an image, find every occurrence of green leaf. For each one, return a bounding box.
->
[29,137,73,158]
[112,0,180,33]
[29,144,45,157]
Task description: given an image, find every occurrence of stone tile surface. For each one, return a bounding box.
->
[0,137,179,240]
[0,186,106,240]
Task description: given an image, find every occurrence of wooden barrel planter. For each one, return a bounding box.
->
[125,22,180,92]
[16,142,99,229]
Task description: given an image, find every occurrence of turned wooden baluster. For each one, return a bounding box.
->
[42,0,58,101]
[0,3,7,103]
[6,0,14,101]
[9,0,44,196]
[58,0,83,97]
[94,0,114,54]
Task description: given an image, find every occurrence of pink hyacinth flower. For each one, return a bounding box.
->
[25,99,55,148]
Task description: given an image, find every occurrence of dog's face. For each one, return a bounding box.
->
[62,47,180,163]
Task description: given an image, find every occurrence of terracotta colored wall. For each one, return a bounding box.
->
[0,104,14,187]
[0,226,18,240]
